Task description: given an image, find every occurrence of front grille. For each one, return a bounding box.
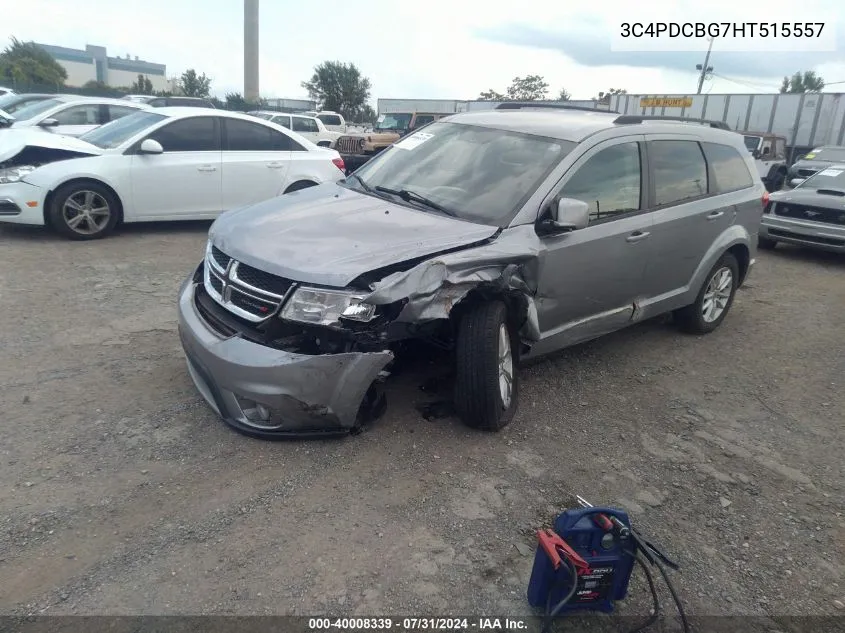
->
[336,137,362,154]
[774,202,845,226]
[769,228,845,247]
[203,245,295,322]
[797,169,818,178]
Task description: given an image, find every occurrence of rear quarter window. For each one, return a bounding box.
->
[702,142,754,193]
[318,114,342,126]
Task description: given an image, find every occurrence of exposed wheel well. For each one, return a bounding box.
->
[728,243,750,285]
[449,287,530,341]
[283,180,318,194]
[44,178,124,227]
[316,140,331,147]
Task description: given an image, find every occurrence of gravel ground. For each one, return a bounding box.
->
[0,222,843,630]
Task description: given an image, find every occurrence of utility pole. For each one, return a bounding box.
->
[244,0,259,102]
[696,37,714,94]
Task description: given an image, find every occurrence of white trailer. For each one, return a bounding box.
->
[376,98,606,115]
[609,93,845,163]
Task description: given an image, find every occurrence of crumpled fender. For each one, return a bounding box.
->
[362,225,544,341]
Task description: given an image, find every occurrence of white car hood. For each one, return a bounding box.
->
[0,130,103,163]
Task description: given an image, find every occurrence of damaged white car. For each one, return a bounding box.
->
[178,106,763,439]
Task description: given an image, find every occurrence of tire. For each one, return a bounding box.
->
[454,300,518,431]
[758,236,778,250]
[48,181,120,240]
[284,180,317,194]
[674,252,739,334]
[765,171,785,192]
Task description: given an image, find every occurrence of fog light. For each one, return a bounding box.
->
[238,398,272,422]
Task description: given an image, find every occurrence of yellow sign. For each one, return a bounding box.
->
[640,97,694,108]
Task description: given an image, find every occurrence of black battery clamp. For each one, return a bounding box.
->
[527,496,690,633]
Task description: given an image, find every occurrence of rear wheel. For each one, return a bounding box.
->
[454,300,518,431]
[674,253,739,334]
[48,181,120,240]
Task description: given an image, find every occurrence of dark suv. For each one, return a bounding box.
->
[177,104,765,439]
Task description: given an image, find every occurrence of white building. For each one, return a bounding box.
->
[36,43,168,91]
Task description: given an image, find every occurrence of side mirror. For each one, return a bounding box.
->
[789,178,804,188]
[138,139,164,155]
[539,198,590,234]
[38,118,59,128]
[751,149,760,159]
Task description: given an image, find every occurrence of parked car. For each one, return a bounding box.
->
[127,96,216,109]
[0,87,13,97]
[248,111,340,148]
[786,145,845,187]
[334,112,448,173]
[0,93,56,125]
[5,96,149,137]
[742,132,788,192]
[0,108,346,239]
[301,110,347,133]
[176,106,764,440]
[760,164,845,253]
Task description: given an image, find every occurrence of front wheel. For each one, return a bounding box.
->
[454,300,519,431]
[48,182,120,240]
[674,252,739,334]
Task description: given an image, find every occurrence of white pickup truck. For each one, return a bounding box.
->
[248,111,342,148]
[742,132,788,192]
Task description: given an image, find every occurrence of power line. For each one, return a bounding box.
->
[711,73,773,92]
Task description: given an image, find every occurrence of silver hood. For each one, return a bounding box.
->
[209,182,500,288]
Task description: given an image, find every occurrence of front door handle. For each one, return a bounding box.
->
[706,210,725,221]
[197,165,217,172]
[266,162,284,169]
[626,230,651,243]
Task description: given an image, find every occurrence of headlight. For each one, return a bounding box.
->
[280,287,376,327]
[0,165,35,184]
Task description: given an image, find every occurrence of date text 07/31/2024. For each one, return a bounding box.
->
[307,617,529,630]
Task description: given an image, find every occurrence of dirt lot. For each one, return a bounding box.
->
[1,222,843,628]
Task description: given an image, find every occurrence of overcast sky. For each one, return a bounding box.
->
[4,0,844,102]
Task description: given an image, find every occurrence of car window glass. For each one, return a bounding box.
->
[148,116,219,152]
[318,114,341,126]
[291,117,311,132]
[559,142,641,222]
[225,118,293,151]
[53,104,101,126]
[702,142,754,193]
[148,99,165,107]
[305,118,318,132]
[272,115,291,129]
[414,115,435,127]
[107,105,140,121]
[651,140,708,206]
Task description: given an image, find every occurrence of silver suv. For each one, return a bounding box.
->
[177,104,765,439]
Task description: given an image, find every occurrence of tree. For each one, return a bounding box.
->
[557,88,571,101]
[0,37,67,88]
[79,80,124,98]
[301,61,372,120]
[780,71,824,93]
[131,73,153,95]
[224,92,249,111]
[594,88,627,103]
[178,68,212,98]
[478,75,549,101]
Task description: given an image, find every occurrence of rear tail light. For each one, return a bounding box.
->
[762,190,770,213]
[332,157,345,173]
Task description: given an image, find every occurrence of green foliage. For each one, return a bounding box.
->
[478,75,549,101]
[594,88,627,102]
[557,88,571,101]
[779,71,824,93]
[131,74,154,95]
[79,80,125,98]
[179,69,212,98]
[301,61,372,119]
[0,37,67,88]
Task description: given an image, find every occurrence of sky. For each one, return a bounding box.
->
[3,0,845,103]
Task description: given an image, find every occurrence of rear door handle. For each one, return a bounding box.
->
[197,165,217,172]
[266,162,284,169]
[626,230,651,243]
[706,210,725,221]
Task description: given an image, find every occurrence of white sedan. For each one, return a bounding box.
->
[7,95,150,137]
[0,108,347,239]
[248,111,341,148]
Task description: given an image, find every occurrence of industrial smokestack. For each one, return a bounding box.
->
[244,0,259,101]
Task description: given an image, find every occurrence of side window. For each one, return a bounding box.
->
[224,118,294,151]
[107,105,140,122]
[148,116,220,152]
[559,142,641,223]
[702,142,754,193]
[147,98,165,107]
[413,115,435,128]
[272,115,291,129]
[318,114,342,126]
[53,104,102,125]
[650,140,708,206]
[304,118,319,132]
[291,117,310,132]
[774,138,786,158]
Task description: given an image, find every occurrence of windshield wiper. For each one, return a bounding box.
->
[345,172,373,193]
[373,186,457,217]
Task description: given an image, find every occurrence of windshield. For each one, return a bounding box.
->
[743,135,762,152]
[0,93,25,109]
[795,166,845,191]
[80,110,167,149]
[347,121,574,227]
[375,113,412,131]
[8,98,63,122]
[804,147,845,162]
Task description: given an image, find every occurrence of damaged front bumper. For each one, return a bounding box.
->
[177,273,393,439]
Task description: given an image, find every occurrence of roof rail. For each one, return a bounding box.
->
[495,102,618,114]
[613,115,731,130]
